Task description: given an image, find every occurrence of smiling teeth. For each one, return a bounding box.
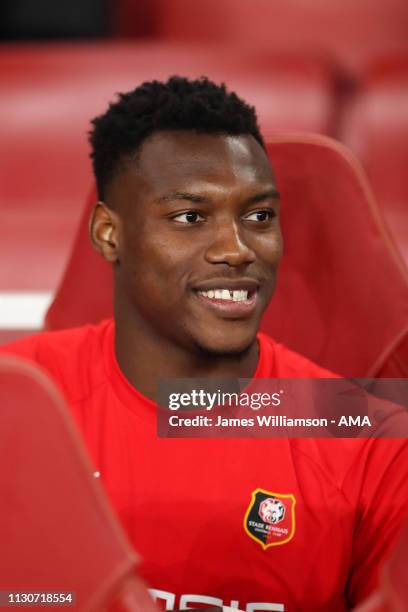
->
[198,289,249,302]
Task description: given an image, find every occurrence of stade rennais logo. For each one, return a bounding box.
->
[244,488,296,549]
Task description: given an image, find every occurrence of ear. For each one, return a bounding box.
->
[89,201,120,263]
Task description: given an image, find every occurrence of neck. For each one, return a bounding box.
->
[114,300,259,402]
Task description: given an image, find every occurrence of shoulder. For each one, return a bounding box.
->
[0,319,113,404]
[292,435,407,490]
[257,332,337,378]
[257,334,408,500]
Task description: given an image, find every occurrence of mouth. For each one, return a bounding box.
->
[192,286,259,318]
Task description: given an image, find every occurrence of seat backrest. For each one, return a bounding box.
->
[341,57,408,267]
[353,521,408,611]
[45,134,408,377]
[154,0,408,78]
[0,354,157,611]
[264,135,408,377]
[383,521,408,611]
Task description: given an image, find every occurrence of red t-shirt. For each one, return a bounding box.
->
[1,319,407,612]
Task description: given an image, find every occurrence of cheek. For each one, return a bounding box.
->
[122,230,193,301]
[254,230,283,265]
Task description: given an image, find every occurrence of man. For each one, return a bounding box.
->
[2,77,407,611]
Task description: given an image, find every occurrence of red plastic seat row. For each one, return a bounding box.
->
[45,134,408,378]
[152,0,408,79]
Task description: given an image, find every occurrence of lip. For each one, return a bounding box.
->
[193,288,259,318]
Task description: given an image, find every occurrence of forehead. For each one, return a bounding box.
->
[128,131,274,196]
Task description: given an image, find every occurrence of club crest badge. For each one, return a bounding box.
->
[243,488,296,549]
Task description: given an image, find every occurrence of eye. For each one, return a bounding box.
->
[172,211,204,224]
[243,210,274,223]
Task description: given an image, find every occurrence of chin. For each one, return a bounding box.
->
[192,331,256,359]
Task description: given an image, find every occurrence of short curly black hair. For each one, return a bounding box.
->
[89,75,265,200]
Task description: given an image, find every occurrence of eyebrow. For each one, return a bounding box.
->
[248,188,280,203]
[158,192,208,204]
[158,188,280,205]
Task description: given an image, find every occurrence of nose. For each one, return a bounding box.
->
[204,219,256,267]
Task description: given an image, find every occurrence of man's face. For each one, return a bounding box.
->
[107,130,282,355]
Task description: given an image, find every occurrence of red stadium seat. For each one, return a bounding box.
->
[341,57,408,267]
[264,134,408,378]
[0,354,158,611]
[45,134,408,378]
[113,0,155,38]
[353,521,408,611]
[154,0,408,79]
[383,522,408,611]
[0,43,335,293]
